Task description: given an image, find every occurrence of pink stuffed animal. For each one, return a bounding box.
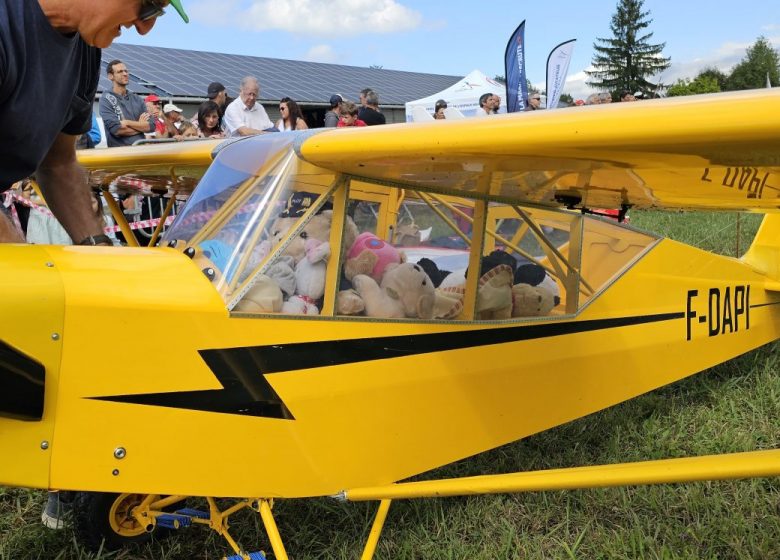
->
[345,232,403,282]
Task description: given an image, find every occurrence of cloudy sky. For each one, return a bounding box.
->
[122,0,779,99]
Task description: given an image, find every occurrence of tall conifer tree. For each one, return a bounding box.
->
[587,0,671,94]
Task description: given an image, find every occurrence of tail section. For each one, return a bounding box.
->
[742,214,780,289]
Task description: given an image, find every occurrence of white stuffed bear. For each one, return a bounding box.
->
[282,238,330,315]
[352,262,435,319]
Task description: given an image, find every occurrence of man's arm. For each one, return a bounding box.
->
[121,113,153,133]
[236,126,266,136]
[36,133,104,243]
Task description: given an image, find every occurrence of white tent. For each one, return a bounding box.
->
[405,69,507,122]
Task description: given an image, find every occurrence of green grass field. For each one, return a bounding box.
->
[2,211,778,560]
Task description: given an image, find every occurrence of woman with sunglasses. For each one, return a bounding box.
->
[275,97,308,131]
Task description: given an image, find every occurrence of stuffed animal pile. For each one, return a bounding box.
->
[194,201,559,321]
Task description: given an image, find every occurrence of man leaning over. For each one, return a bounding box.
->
[0,0,189,245]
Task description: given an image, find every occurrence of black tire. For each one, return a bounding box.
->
[72,491,183,552]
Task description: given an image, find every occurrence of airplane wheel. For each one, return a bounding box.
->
[72,492,169,552]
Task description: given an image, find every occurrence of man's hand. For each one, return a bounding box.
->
[36,133,104,243]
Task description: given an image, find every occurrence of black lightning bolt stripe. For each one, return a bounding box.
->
[92,312,684,419]
[750,300,780,309]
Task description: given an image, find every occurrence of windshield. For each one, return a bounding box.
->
[163,134,337,298]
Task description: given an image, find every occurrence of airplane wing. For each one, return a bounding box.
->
[298,90,780,212]
[77,138,222,195]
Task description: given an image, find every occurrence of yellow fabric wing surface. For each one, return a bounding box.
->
[299,90,780,212]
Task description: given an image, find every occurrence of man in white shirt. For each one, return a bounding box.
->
[223,76,273,136]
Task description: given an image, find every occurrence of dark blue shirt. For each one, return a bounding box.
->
[0,0,100,190]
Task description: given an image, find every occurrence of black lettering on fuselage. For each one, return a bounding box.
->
[709,288,721,336]
[687,285,750,341]
[686,290,698,341]
[734,285,745,332]
[721,287,733,333]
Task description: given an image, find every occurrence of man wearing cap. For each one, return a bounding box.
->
[324,94,342,128]
[0,0,187,242]
[223,76,274,137]
[162,102,185,136]
[144,94,167,136]
[99,59,155,147]
[207,82,228,115]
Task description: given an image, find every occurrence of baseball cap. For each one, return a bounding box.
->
[207,82,226,98]
[168,0,190,23]
[163,103,183,114]
[329,94,343,107]
[633,91,644,98]
[144,94,161,103]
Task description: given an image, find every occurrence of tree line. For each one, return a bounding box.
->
[588,0,779,98]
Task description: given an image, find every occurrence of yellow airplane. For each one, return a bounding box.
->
[1,90,779,560]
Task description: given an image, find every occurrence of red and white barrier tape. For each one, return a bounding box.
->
[4,191,175,233]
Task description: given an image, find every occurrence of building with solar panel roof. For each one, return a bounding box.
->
[97,44,462,127]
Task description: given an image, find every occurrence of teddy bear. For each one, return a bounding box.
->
[270,209,358,264]
[352,262,435,319]
[514,263,561,307]
[512,283,556,317]
[281,238,330,315]
[344,232,404,282]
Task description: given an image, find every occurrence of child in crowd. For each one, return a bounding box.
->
[337,101,366,127]
[177,120,199,139]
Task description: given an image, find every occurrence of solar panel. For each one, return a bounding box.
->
[100,43,462,105]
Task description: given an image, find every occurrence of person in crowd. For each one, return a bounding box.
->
[207,81,228,117]
[358,90,386,125]
[223,76,274,136]
[76,113,102,149]
[525,93,542,111]
[620,91,636,102]
[475,93,494,117]
[324,94,343,127]
[177,120,199,139]
[599,92,613,104]
[144,94,167,137]
[276,97,308,131]
[490,94,502,113]
[196,101,225,138]
[585,93,602,105]
[338,101,366,127]
[359,88,372,109]
[162,102,186,137]
[434,99,447,120]
[573,99,585,106]
[99,60,154,147]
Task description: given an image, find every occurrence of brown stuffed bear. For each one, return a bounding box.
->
[352,262,435,319]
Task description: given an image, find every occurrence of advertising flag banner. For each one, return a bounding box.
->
[545,39,576,110]
[505,20,528,113]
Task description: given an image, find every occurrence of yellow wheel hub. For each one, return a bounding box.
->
[108,493,149,537]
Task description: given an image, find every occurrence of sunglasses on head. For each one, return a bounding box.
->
[138,0,166,22]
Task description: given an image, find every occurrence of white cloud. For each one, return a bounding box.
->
[227,0,422,37]
[303,44,338,63]
[761,24,780,32]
